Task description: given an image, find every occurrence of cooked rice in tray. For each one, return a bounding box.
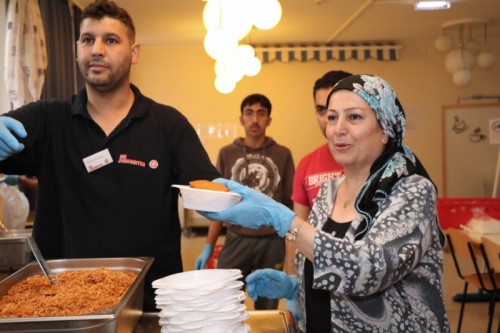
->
[0,268,137,318]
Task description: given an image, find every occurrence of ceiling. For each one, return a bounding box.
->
[74,0,500,48]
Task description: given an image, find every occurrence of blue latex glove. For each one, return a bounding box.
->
[286,298,305,332]
[0,117,27,160]
[197,178,295,237]
[0,175,19,186]
[194,243,214,270]
[245,269,298,301]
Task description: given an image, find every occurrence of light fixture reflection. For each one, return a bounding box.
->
[414,1,451,11]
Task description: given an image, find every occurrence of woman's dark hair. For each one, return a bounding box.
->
[81,0,136,43]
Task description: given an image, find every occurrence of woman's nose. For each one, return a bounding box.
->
[333,117,347,135]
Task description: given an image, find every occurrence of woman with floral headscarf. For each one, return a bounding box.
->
[198,74,450,332]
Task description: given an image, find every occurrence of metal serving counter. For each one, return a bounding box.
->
[134,310,296,333]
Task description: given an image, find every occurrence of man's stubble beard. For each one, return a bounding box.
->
[78,58,131,93]
[81,67,129,93]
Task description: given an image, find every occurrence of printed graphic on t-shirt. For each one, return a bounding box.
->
[306,171,343,191]
[231,154,280,196]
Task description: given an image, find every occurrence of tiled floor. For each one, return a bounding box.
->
[181,228,500,333]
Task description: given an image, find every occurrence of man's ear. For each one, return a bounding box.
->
[266,116,272,128]
[131,43,141,64]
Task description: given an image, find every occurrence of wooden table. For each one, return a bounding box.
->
[481,234,500,246]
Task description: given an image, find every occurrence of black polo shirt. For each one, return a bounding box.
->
[0,85,220,311]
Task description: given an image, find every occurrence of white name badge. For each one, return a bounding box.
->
[83,149,113,173]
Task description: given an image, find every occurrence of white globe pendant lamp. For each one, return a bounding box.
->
[444,47,476,74]
[215,75,236,94]
[438,18,495,87]
[434,33,453,53]
[252,0,282,30]
[203,0,282,93]
[203,0,253,41]
[452,69,473,87]
[477,50,496,69]
[464,39,481,54]
[243,57,262,77]
[204,29,238,60]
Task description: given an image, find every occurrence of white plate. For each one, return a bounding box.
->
[159,303,246,318]
[172,184,241,212]
[155,288,244,307]
[152,269,242,289]
[159,310,249,327]
[154,279,243,295]
[161,323,250,333]
[155,290,246,309]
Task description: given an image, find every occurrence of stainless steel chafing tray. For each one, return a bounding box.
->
[0,229,32,272]
[0,256,153,333]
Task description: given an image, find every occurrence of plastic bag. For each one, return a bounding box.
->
[0,183,29,229]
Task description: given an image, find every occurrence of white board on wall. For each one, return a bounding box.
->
[442,103,500,198]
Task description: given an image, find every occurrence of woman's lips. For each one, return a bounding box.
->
[334,143,350,150]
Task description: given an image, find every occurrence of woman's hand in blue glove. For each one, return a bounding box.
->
[197,178,295,237]
[245,269,298,301]
[0,117,26,160]
[194,244,214,270]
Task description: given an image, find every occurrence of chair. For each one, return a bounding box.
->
[446,228,498,333]
[478,236,500,333]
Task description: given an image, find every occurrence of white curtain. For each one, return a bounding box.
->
[4,0,47,109]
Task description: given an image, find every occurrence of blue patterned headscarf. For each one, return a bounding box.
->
[330,74,434,240]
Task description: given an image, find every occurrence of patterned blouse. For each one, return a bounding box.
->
[295,175,450,332]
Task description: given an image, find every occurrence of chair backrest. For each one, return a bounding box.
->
[481,236,500,273]
[446,228,476,279]
[447,228,474,258]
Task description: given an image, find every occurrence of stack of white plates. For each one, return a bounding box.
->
[152,269,250,333]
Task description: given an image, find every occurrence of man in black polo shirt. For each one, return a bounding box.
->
[0,0,219,311]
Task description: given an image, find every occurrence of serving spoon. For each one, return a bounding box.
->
[27,236,58,284]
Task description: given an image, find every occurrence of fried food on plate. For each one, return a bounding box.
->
[189,180,229,192]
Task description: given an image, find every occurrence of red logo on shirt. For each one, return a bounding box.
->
[117,154,146,168]
[149,160,159,169]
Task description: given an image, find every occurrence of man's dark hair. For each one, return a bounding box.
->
[81,0,136,43]
[313,70,352,97]
[240,94,272,116]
